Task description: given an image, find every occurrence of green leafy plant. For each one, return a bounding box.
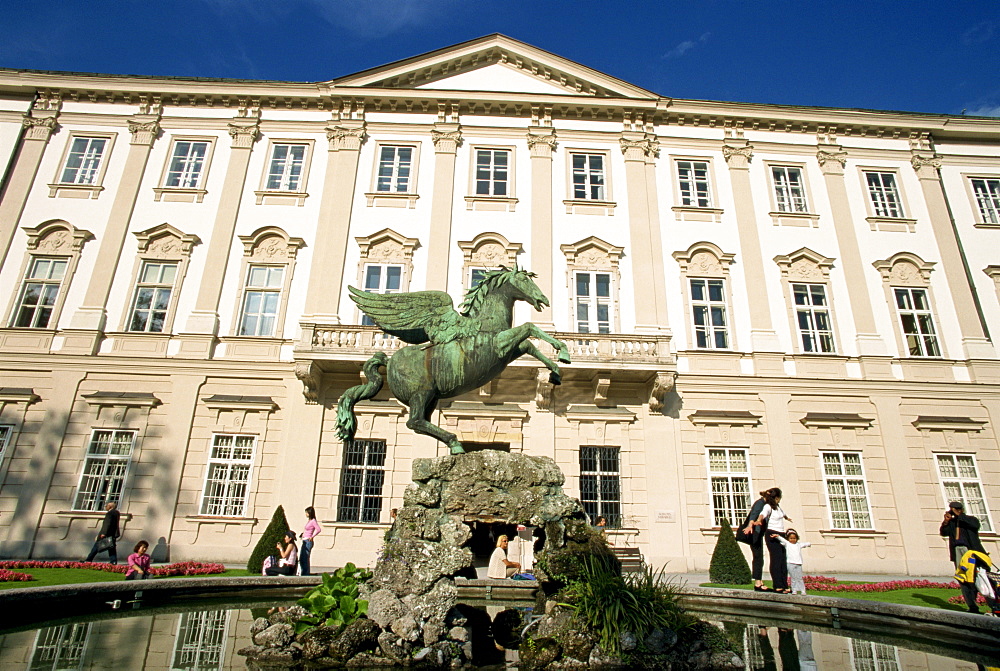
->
[247,506,290,574]
[294,563,373,634]
[709,518,752,585]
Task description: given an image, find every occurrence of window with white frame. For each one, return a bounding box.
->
[375,145,414,193]
[11,257,68,329]
[971,177,1000,225]
[864,171,904,218]
[59,136,108,185]
[936,454,993,532]
[265,143,307,191]
[172,609,230,670]
[0,425,11,463]
[474,149,510,196]
[676,160,712,207]
[469,267,488,290]
[580,446,621,528]
[771,165,808,213]
[793,283,835,353]
[708,448,751,527]
[360,264,402,326]
[200,434,256,517]
[849,639,900,671]
[127,261,177,333]
[337,439,387,523]
[571,153,606,200]
[30,623,91,671]
[690,278,729,349]
[574,271,611,334]
[73,430,136,511]
[164,140,210,189]
[238,265,284,337]
[893,287,940,357]
[821,451,873,529]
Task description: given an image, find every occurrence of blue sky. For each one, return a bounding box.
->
[2,1,998,116]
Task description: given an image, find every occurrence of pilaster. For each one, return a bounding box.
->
[424,114,462,292]
[274,377,327,516]
[61,112,162,355]
[178,110,260,357]
[527,125,556,328]
[0,96,60,268]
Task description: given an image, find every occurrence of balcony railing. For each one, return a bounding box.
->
[297,323,673,366]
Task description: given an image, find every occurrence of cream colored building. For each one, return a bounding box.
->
[0,35,998,576]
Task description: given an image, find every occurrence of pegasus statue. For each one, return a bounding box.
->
[335,265,571,454]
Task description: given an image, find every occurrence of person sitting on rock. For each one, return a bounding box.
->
[487,535,520,579]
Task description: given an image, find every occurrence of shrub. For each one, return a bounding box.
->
[295,563,373,634]
[709,518,751,585]
[248,506,290,574]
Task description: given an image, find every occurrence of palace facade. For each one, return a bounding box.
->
[0,35,998,575]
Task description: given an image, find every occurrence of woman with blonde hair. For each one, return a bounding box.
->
[487,535,521,579]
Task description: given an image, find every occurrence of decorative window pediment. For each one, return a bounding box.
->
[673,242,735,278]
[133,223,200,259]
[560,236,623,271]
[23,220,93,253]
[872,252,935,286]
[774,247,835,281]
[239,226,305,262]
[355,228,420,265]
[458,232,522,269]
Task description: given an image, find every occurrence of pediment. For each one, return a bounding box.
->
[331,34,658,100]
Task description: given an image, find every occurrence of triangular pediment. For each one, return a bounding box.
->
[331,34,658,100]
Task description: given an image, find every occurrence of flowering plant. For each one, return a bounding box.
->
[0,569,32,582]
[0,560,226,577]
[801,575,958,592]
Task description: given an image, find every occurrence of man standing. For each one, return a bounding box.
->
[939,500,986,613]
[85,501,121,564]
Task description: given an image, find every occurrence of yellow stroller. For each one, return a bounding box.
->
[955,550,1000,615]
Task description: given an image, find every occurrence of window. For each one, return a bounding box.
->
[73,430,136,511]
[676,160,712,207]
[127,261,177,333]
[690,278,729,349]
[238,265,284,336]
[361,264,402,326]
[708,448,751,527]
[865,171,904,218]
[971,177,1000,225]
[893,287,940,357]
[571,153,606,200]
[575,272,611,334]
[165,140,210,188]
[337,439,387,523]
[793,283,835,353]
[849,639,900,671]
[469,267,488,290]
[265,143,307,191]
[173,610,231,670]
[821,452,873,529]
[59,136,108,185]
[0,425,11,462]
[771,166,808,213]
[936,454,993,532]
[11,257,68,329]
[579,446,621,527]
[200,435,256,517]
[376,145,414,193]
[30,623,91,671]
[474,149,510,196]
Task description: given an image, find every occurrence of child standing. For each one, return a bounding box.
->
[769,529,811,594]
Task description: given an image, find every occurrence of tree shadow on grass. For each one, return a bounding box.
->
[912,593,962,611]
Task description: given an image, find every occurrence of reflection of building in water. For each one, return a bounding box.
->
[172,610,231,670]
[850,638,901,671]
[29,622,91,671]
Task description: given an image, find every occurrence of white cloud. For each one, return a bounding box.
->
[662,32,711,59]
[965,105,1000,117]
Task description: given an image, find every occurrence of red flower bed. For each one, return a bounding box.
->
[0,560,226,577]
[801,575,958,592]
[0,569,32,582]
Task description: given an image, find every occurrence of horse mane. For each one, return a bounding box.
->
[458,265,535,316]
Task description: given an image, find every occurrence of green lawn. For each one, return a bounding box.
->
[0,568,252,590]
[700,583,965,611]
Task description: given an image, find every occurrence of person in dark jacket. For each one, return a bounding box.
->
[737,491,771,591]
[84,501,121,564]
[939,500,987,613]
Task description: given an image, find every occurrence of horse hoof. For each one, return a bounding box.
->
[549,372,562,386]
[449,441,466,455]
[558,352,572,364]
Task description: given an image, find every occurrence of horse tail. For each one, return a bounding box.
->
[335,352,388,441]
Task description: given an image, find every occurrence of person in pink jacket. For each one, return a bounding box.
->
[300,506,322,576]
[125,540,151,580]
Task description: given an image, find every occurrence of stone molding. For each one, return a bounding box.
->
[912,415,986,432]
[82,391,161,408]
[672,241,735,278]
[326,122,367,151]
[239,226,306,261]
[228,120,261,149]
[619,132,658,161]
[687,410,761,426]
[457,232,522,272]
[560,235,624,270]
[431,123,462,153]
[294,360,321,403]
[133,223,200,258]
[535,368,554,411]
[910,152,942,179]
[773,247,836,281]
[722,142,754,168]
[526,128,557,157]
[648,371,675,412]
[23,220,93,253]
[872,252,935,286]
[127,115,161,146]
[21,113,59,141]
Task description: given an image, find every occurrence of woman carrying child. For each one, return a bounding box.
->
[769,528,811,595]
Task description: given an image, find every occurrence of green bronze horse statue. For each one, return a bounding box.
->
[335,266,571,454]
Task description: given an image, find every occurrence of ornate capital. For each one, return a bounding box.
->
[911,153,942,178]
[722,143,754,168]
[431,124,462,154]
[526,129,557,158]
[127,116,161,146]
[648,372,676,412]
[326,124,366,151]
[816,149,848,175]
[21,114,58,141]
[619,133,658,162]
[228,121,260,149]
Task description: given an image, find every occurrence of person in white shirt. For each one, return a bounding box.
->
[487,535,520,579]
[769,529,811,594]
[759,488,793,593]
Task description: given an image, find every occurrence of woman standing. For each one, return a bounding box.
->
[737,491,769,591]
[761,488,792,593]
[300,507,321,576]
[265,531,298,576]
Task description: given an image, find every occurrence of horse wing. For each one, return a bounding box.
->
[348,287,475,344]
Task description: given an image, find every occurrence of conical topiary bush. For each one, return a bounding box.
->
[709,517,752,585]
[248,505,290,574]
